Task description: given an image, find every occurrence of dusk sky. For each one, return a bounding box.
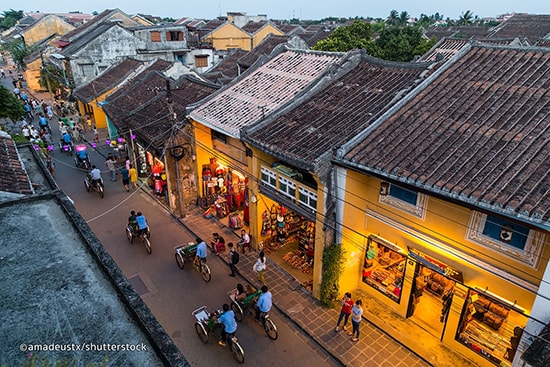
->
[2,0,549,20]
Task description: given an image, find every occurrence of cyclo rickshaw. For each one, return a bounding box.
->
[227,287,278,340]
[175,242,211,282]
[192,305,245,363]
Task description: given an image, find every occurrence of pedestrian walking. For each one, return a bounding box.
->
[129,163,138,190]
[334,292,354,331]
[46,156,55,177]
[0,67,5,78]
[105,154,116,181]
[120,166,130,192]
[228,242,239,277]
[348,300,363,342]
[86,116,92,132]
[93,126,99,143]
[253,251,267,284]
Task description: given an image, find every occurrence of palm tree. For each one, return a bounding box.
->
[459,10,474,25]
[399,11,410,26]
[386,10,399,26]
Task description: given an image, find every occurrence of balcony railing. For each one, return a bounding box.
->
[261,166,317,212]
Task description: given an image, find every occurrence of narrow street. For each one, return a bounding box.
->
[47,123,339,366]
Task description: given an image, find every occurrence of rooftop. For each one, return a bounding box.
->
[339,44,550,229]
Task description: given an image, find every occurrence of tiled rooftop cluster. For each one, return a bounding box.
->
[246,51,433,169]
[343,44,550,223]
[190,49,344,137]
[0,136,33,195]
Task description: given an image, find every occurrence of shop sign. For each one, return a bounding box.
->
[408,247,463,283]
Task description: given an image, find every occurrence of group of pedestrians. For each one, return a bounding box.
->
[334,292,363,342]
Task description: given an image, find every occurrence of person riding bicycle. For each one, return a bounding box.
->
[89,165,102,189]
[38,114,49,131]
[128,210,138,233]
[135,211,149,237]
[255,285,273,322]
[194,237,207,266]
[216,303,238,347]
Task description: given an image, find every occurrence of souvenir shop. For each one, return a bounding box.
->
[256,194,316,290]
[199,157,248,230]
[135,143,168,203]
[359,234,529,367]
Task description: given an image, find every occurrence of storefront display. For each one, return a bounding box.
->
[362,235,406,302]
[200,157,246,215]
[457,290,528,366]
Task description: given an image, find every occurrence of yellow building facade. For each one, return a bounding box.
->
[338,169,545,367]
[201,23,252,51]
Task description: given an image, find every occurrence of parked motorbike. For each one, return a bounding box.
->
[84,175,104,198]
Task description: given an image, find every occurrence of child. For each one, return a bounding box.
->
[93,125,99,143]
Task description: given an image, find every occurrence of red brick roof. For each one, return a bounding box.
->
[488,14,550,45]
[340,44,550,226]
[0,136,33,195]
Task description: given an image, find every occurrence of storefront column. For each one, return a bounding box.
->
[518,259,550,366]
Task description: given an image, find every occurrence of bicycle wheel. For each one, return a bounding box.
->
[200,263,211,282]
[175,252,185,269]
[126,227,134,244]
[143,236,152,254]
[264,317,278,340]
[231,302,244,322]
[231,340,245,364]
[194,322,209,344]
[98,185,104,198]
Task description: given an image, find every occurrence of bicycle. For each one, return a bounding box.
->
[175,242,211,282]
[192,306,245,364]
[126,225,152,254]
[228,288,278,340]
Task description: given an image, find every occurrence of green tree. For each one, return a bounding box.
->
[312,20,373,52]
[374,26,436,62]
[399,11,410,26]
[0,9,23,30]
[0,38,37,71]
[458,10,474,25]
[39,64,65,92]
[0,85,25,121]
[386,10,400,26]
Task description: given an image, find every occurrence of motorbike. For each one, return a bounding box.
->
[74,144,91,170]
[84,175,104,198]
[126,224,152,254]
[192,306,245,364]
[58,139,73,154]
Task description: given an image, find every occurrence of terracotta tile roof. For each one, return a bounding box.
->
[0,135,33,195]
[202,49,248,85]
[102,59,173,123]
[189,49,345,138]
[72,58,145,103]
[487,14,550,45]
[59,9,112,42]
[243,51,433,170]
[419,38,469,62]
[340,44,550,227]
[424,25,491,42]
[122,76,218,152]
[238,34,289,68]
[304,29,333,47]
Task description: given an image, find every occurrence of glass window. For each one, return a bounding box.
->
[261,167,276,189]
[380,182,427,219]
[482,215,529,250]
[389,184,418,205]
[362,236,406,303]
[278,176,296,201]
[456,290,527,366]
[298,187,317,211]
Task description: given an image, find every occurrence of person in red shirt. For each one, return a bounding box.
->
[334,292,354,331]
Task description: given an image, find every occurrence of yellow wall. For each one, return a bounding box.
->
[204,23,252,51]
[341,169,542,313]
[251,25,285,48]
[21,16,74,46]
[23,58,44,92]
[81,88,116,129]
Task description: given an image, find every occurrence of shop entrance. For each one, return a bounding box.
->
[407,263,455,339]
[258,198,315,291]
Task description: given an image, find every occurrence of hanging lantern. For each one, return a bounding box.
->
[91,142,97,148]
[130,134,136,140]
[47,145,55,151]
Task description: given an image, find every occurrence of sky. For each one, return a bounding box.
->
[2,0,549,21]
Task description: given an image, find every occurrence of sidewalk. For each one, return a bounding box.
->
[166,204,472,367]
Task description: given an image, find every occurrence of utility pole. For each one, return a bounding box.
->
[166,80,186,218]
